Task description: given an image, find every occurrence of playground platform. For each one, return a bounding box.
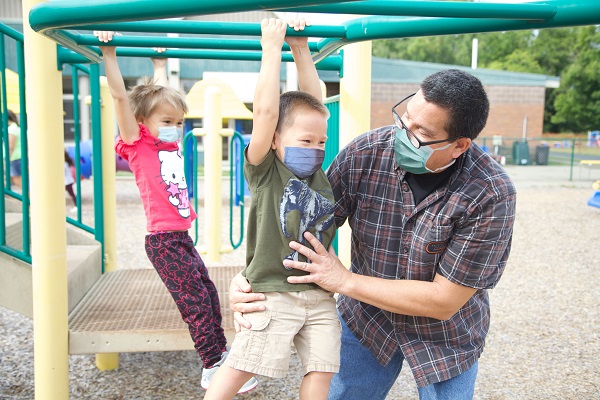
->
[2,165,599,399]
[45,165,600,355]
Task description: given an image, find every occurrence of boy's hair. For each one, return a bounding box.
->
[128,79,188,121]
[275,91,329,134]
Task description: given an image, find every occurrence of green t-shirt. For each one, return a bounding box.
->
[243,149,336,293]
[8,122,21,161]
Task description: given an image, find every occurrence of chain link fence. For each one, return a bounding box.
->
[474,136,600,181]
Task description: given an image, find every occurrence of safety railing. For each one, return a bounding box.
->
[324,94,340,170]
[229,131,245,250]
[0,22,104,267]
[183,129,246,250]
[0,23,31,262]
[66,63,91,231]
[182,130,201,246]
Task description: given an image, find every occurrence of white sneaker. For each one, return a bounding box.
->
[200,350,258,394]
[69,207,78,213]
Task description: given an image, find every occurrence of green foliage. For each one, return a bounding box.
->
[372,26,600,133]
[551,27,600,132]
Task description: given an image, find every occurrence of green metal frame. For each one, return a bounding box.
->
[27,0,600,66]
[0,23,107,267]
[229,131,245,250]
[65,63,90,230]
[0,23,31,263]
[182,130,200,246]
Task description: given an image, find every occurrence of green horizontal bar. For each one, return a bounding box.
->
[67,20,347,39]
[58,47,92,65]
[115,48,342,70]
[51,29,103,63]
[0,23,23,41]
[344,3,600,42]
[72,64,91,74]
[0,245,32,264]
[75,34,320,52]
[289,0,557,21]
[66,217,95,234]
[29,0,355,32]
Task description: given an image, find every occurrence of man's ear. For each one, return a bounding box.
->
[451,137,472,159]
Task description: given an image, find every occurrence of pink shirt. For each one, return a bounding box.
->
[115,124,196,232]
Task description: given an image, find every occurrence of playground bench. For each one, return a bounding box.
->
[579,159,600,179]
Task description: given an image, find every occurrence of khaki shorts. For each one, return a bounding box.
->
[225,290,341,378]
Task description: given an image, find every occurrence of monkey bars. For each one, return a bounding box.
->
[28,0,600,69]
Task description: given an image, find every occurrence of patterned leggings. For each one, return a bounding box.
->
[145,231,227,368]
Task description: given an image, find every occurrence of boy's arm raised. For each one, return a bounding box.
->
[286,19,322,103]
[246,18,287,166]
[95,31,140,144]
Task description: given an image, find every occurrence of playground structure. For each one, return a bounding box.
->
[1,1,600,398]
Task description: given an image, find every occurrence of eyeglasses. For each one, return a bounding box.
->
[392,93,454,149]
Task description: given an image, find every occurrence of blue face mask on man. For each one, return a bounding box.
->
[283,147,325,179]
[158,126,183,143]
[393,127,456,174]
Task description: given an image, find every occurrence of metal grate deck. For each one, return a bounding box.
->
[68,267,242,354]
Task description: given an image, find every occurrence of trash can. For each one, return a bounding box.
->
[535,145,549,165]
[512,141,530,165]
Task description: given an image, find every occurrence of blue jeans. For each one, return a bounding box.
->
[329,313,478,400]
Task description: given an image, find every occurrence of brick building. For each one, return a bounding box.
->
[320,58,559,139]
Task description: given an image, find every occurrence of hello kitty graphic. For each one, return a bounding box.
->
[158,149,190,218]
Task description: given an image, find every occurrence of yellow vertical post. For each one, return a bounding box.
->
[338,41,372,266]
[22,0,69,398]
[203,86,222,263]
[95,76,119,371]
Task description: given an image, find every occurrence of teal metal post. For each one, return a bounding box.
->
[0,33,6,247]
[89,63,105,271]
[0,34,9,190]
[229,131,244,250]
[71,65,82,221]
[17,41,30,258]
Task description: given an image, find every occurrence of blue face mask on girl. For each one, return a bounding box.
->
[158,126,183,143]
[393,127,456,174]
[283,147,325,179]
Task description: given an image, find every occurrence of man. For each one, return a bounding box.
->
[232,69,517,399]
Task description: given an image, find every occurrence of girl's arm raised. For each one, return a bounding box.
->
[95,31,140,144]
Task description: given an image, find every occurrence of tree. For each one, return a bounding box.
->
[551,26,600,132]
[372,35,474,66]
[372,26,600,133]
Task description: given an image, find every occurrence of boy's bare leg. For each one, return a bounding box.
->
[299,371,334,400]
[203,365,256,400]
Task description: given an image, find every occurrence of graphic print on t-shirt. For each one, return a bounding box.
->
[280,177,334,267]
[158,149,191,218]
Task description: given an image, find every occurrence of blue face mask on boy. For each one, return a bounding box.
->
[283,147,325,179]
[158,126,183,143]
[393,127,456,174]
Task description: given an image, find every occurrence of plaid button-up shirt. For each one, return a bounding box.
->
[327,126,516,388]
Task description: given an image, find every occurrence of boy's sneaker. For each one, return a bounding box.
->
[200,350,258,394]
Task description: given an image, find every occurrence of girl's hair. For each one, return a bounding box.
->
[7,109,19,126]
[128,79,188,121]
[275,91,330,134]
